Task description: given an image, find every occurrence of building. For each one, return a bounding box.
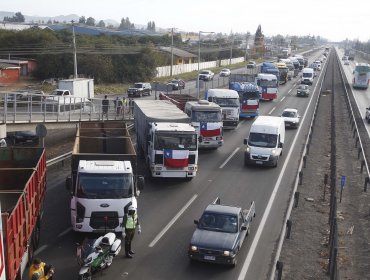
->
[159,46,197,64]
[0,62,21,84]
[253,25,265,57]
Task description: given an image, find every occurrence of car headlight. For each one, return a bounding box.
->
[223,250,231,256]
[246,147,251,153]
[271,149,278,156]
[190,245,198,251]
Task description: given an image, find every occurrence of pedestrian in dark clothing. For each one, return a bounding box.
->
[102,95,109,119]
[122,206,141,258]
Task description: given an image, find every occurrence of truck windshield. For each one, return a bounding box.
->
[198,212,238,233]
[77,173,133,199]
[248,132,277,148]
[213,98,240,107]
[303,73,312,78]
[259,79,277,87]
[154,133,197,151]
[192,111,222,122]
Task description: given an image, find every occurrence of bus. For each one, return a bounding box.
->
[353,63,370,89]
[255,73,278,101]
[229,82,260,118]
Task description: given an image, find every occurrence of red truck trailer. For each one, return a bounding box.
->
[0,147,46,280]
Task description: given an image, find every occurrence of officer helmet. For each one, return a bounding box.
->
[128,205,136,215]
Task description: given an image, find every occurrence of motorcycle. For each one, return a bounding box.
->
[366,107,370,124]
[76,232,121,280]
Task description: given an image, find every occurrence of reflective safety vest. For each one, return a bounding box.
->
[126,213,138,229]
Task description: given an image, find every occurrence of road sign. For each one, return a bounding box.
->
[341,175,346,190]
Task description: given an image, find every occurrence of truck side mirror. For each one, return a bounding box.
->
[66,176,72,191]
[244,138,248,145]
[241,225,247,231]
[136,175,145,192]
[278,142,283,148]
[198,136,203,143]
[194,220,199,225]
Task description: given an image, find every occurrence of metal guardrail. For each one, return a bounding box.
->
[46,123,134,167]
[269,51,328,280]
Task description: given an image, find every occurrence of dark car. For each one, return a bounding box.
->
[167,79,185,90]
[297,85,310,97]
[7,131,39,145]
[188,198,255,267]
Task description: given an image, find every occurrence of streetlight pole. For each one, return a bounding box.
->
[197,31,214,99]
[72,20,78,79]
[229,33,234,65]
[170,27,174,77]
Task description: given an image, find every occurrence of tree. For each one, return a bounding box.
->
[4,11,25,22]
[79,16,86,24]
[147,21,156,32]
[119,17,134,29]
[86,17,96,26]
[97,20,106,28]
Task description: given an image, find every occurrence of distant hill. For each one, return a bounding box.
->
[0,11,120,26]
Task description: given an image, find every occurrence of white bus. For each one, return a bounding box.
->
[353,63,370,89]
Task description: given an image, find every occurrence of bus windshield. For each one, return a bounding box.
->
[240,91,259,100]
[192,110,222,122]
[213,97,240,107]
[259,79,277,87]
[354,65,370,73]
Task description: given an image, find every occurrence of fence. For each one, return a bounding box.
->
[155,57,244,78]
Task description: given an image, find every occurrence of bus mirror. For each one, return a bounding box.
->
[278,142,283,148]
[198,136,203,143]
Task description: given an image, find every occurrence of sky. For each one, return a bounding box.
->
[1,0,369,42]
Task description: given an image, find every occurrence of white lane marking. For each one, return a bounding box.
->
[238,66,323,280]
[219,147,240,169]
[34,245,48,256]
[149,194,198,248]
[57,227,72,238]
[280,96,286,102]
[287,88,292,94]
[268,107,276,115]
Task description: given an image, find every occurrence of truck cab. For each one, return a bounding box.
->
[184,100,223,149]
[69,160,142,233]
[205,89,240,129]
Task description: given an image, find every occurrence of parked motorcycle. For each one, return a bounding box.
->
[77,232,121,280]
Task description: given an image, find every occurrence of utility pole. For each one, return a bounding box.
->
[170,27,174,77]
[72,20,78,79]
[229,33,234,65]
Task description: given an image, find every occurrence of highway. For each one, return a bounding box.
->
[31,48,327,279]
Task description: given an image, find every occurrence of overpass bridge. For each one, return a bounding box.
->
[0,94,132,132]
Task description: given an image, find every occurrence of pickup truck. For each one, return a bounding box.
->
[198,70,214,81]
[188,197,255,267]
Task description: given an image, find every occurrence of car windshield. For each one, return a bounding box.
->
[303,73,312,77]
[248,132,277,148]
[213,97,239,107]
[282,111,297,118]
[198,212,238,233]
[134,84,143,88]
[200,71,210,75]
[154,133,197,150]
[77,173,133,199]
[192,110,222,122]
[298,85,307,90]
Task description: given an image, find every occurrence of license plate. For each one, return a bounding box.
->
[204,255,215,261]
[255,161,263,165]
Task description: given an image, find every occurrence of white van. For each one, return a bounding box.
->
[301,68,314,85]
[243,116,285,167]
[205,88,240,129]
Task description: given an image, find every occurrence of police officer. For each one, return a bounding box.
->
[122,206,141,258]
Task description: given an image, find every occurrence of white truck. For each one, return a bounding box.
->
[66,121,144,233]
[57,78,94,98]
[184,100,223,149]
[134,100,199,179]
[205,89,240,129]
[244,116,285,167]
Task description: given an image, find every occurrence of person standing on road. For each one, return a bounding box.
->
[29,258,54,280]
[122,205,141,258]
